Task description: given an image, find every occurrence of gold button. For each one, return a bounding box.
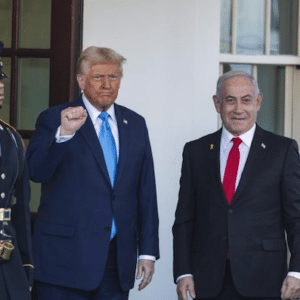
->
[1,174,5,180]
[1,193,5,199]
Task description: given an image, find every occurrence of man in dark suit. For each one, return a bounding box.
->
[26,46,159,300]
[0,41,33,300]
[173,70,300,300]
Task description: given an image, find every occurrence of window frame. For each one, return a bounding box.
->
[1,0,83,139]
[219,0,300,140]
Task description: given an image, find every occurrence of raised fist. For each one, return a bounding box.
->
[60,106,88,136]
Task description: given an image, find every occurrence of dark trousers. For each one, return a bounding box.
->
[0,266,10,300]
[0,264,31,300]
[36,238,129,300]
[196,260,281,300]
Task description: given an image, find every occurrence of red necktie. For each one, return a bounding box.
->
[223,137,242,205]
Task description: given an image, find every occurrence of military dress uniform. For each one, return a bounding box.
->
[0,120,33,300]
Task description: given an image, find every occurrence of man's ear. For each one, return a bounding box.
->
[77,74,85,90]
[256,92,263,112]
[213,95,221,113]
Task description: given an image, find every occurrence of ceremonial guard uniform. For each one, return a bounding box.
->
[0,41,33,300]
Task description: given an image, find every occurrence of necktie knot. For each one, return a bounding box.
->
[232,137,242,148]
[99,111,109,122]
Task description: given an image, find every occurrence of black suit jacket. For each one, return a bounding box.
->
[173,125,300,298]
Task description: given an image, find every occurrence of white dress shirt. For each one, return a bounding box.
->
[56,94,155,262]
[177,124,300,282]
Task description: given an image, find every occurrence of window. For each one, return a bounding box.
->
[1,0,83,138]
[220,0,300,138]
[1,0,83,214]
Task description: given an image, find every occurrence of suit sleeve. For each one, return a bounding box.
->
[281,140,300,272]
[173,143,196,282]
[11,135,34,286]
[26,108,72,183]
[137,119,160,259]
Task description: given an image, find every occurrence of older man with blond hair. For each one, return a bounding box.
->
[27,46,159,300]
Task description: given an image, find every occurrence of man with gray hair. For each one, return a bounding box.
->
[173,70,300,300]
[27,46,159,300]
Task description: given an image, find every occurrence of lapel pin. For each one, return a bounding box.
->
[0,125,3,130]
[123,119,128,124]
[210,143,214,150]
[261,143,266,149]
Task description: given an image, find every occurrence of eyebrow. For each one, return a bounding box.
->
[225,94,252,99]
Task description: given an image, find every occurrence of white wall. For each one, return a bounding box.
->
[83,0,220,298]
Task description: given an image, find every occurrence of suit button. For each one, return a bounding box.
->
[223,236,228,240]
[228,209,233,214]
[1,193,5,199]
[1,173,5,180]
[112,196,116,201]
[105,227,111,232]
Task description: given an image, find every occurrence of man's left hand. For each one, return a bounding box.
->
[281,276,300,299]
[136,259,155,291]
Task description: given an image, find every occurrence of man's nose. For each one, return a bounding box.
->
[234,100,243,113]
[102,77,111,88]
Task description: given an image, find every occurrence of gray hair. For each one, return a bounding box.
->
[77,46,127,77]
[216,70,260,98]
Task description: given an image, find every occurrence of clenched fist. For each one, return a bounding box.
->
[60,106,88,136]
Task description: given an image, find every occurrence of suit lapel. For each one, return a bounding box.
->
[113,104,129,189]
[232,125,268,204]
[207,129,228,206]
[77,98,112,187]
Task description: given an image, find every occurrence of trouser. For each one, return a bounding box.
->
[36,237,129,300]
[196,260,281,300]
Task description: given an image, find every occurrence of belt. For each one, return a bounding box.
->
[0,208,11,221]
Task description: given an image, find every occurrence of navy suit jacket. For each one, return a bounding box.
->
[173,125,300,298]
[26,96,159,291]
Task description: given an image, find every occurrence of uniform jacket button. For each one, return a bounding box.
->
[1,193,5,199]
[1,173,5,180]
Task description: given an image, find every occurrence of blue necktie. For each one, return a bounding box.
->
[98,111,117,239]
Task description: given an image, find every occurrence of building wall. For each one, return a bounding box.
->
[83,0,220,298]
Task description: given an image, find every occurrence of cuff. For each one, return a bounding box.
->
[138,255,156,261]
[288,271,300,280]
[176,274,193,283]
[55,126,75,143]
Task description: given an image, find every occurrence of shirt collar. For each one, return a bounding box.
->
[82,93,117,124]
[221,123,256,149]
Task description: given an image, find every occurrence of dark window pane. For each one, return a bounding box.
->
[19,0,51,49]
[0,1,12,47]
[223,63,253,74]
[256,65,284,135]
[270,0,298,55]
[18,58,50,130]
